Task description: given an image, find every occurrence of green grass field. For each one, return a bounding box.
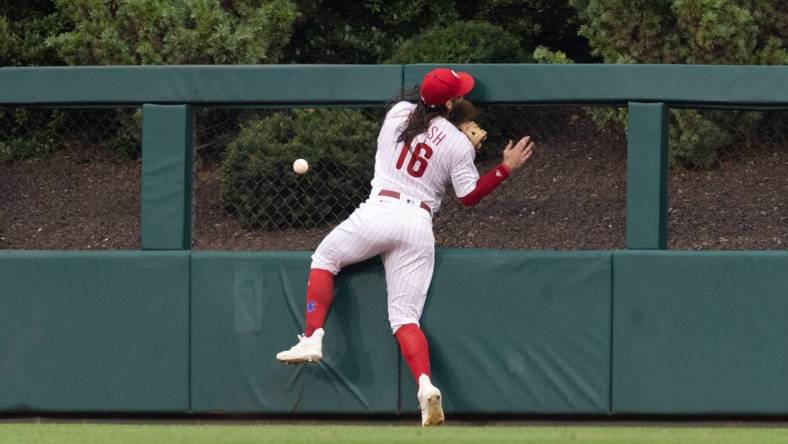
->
[2,424,788,444]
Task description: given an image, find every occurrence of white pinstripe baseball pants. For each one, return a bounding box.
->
[311,193,435,334]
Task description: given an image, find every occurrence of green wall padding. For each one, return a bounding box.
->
[0,65,403,105]
[0,251,190,412]
[2,65,788,105]
[399,250,612,415]
[403,64,788,105]
[613,251,788,414]
[7,249,788,415]
[141,104,193,250]
[626,102,668,249]
[190,252,400,413]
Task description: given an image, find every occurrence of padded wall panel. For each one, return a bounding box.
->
[613,251,788,414]
[0,65,403,105]
[2,65,787,106]
[403,64,788,105]
[0,251,190,412]
[399,250,612,414]
[141,104,193,250]
[626,102,668,249]
[190,252,399,413]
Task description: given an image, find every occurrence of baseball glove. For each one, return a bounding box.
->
[458,121,487,151]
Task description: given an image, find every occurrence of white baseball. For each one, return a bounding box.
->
[293,158,309,175]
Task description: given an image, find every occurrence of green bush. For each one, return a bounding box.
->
[553,0,788,168]
[105,109,143,158]
[570,0,787,65]
[1,0,65,66]
[532,46,574,64]
[47,0,297,65]
[0,16,14,64]
[386,21,529,64]
[284,0,458,64]
[669,109,731,169]
[221,109,378,229]
[284,0,588,64]
[466,0,591,61]
[0,109,65,162]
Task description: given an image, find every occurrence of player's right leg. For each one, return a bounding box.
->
[277,201,395,364]
[382,213,442,426]
[394,322,444,426]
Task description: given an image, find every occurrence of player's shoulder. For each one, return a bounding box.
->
[434,116,475,155]
[387,101,416,120]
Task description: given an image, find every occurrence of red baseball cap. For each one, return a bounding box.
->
[420,68,475,106]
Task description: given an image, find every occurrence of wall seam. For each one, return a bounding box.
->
[187,250,193,413]
[608,251,615,415]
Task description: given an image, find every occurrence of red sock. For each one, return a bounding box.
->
[395,323,431,382]
[304,268,334,337]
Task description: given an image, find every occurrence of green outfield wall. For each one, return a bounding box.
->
[613,251,788,414]
[1,65,788,415]
[0,251,190,412]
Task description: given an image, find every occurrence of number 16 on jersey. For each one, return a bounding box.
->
[396,143,433,178]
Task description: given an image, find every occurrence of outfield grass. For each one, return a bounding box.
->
[2,424,788,444]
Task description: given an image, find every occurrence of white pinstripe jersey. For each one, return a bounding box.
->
[312,102,477,329]
[370,101,480,214]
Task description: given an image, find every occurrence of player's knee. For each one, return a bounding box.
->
[388,301,424,334]
[310,252,340,275]
[390,318,420,335]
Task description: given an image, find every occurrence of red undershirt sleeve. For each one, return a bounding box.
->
[457,163,511,206]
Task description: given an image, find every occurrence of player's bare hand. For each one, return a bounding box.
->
[502,136,536,172]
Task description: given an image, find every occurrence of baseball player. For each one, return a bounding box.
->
[277,68,536,426]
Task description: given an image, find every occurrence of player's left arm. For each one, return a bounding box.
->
[455,136,535,206]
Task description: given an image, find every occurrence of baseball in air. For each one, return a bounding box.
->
[293,158,309,175]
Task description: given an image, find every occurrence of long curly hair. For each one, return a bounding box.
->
[390,86,479,147]
[392,87,448,147]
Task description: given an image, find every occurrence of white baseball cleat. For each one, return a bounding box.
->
[417,374,444,427]
[276,328,324,364]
